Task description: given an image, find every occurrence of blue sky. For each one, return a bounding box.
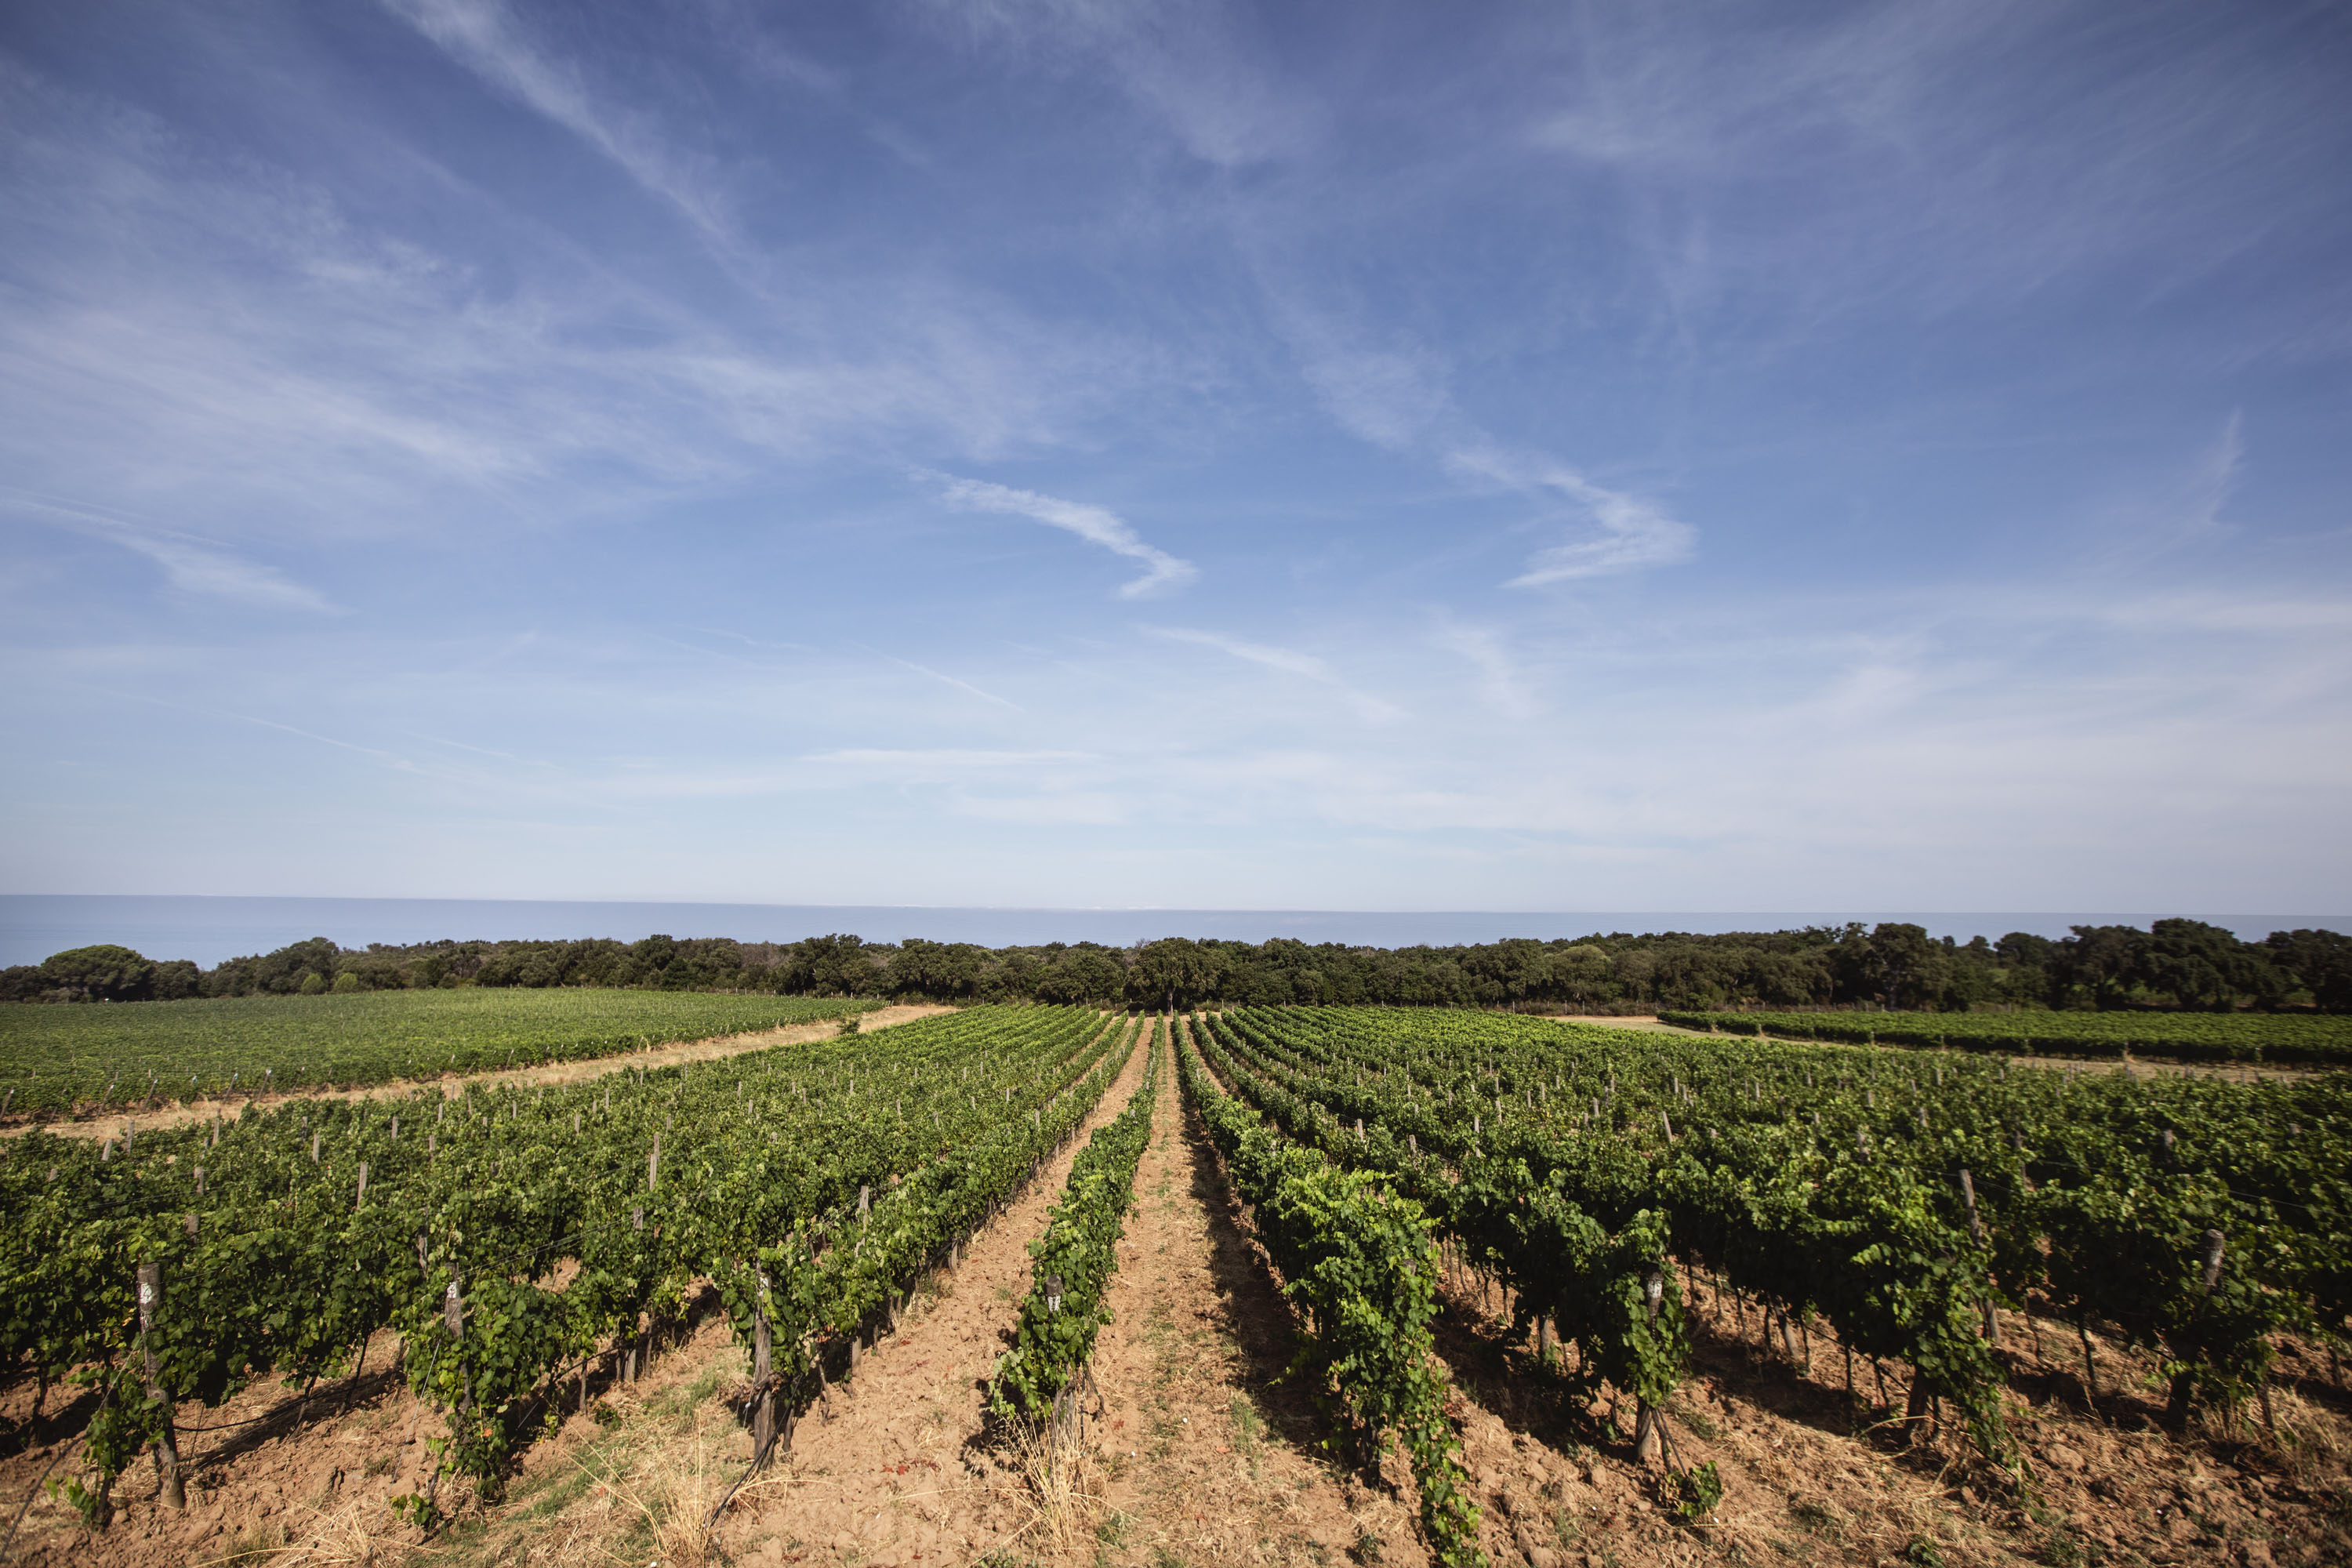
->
[3,0,2348,915]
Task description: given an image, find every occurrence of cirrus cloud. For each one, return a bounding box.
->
[935,474,1197,597]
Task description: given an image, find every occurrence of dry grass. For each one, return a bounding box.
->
[994,1420,1102,1557]
[190,1497,392,1568]
[574,1429,728,1567]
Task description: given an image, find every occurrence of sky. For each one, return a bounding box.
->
[2,0,2349,916]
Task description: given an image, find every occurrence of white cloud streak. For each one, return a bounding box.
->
[1264,296,1695,588]
[380,0,735,243]
[810,748,1087,765]
[937,0,1315,169]
[1431,618,1538,720]
[1149,626,1405,724]
[885,655,1026,712]
[15,497,338,613]
[936,475,1197,597]
[1449,447,1697,586]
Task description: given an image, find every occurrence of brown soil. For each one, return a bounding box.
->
[8,1004,956,1141]
[4,1313,423,1566]
[1425,1254,2350,1568]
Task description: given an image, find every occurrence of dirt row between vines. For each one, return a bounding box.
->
[5,1004,958,1142]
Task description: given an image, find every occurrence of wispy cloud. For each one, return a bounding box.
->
[1522,1,2349,324]
[1298,342,1454,452]
[2154,411,2244,553]
[935,475,1197,597]
[808,748,1089,769]
[884,654,1027,711]
[0,56,1151,563]
[938,0,1316,169]
[114,532,341,612]
[15,497,338,613]
[1431,617,1538,720]
[381,0,735,243]
[1450,447,1697,586]
[1149,626,1406,724]
[1258,292,1455,454]
[1262,296,1694,588]
[410,732,549,765]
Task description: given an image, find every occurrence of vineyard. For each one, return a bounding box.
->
[0,990,882,1116]
[1,1005,2347,1568]
[1657,1007,2352,1065]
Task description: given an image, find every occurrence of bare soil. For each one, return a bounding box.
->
[1425,1254,2350,1568]
[7,1004,956,1142]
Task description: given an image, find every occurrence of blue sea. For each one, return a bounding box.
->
[1,895,2342,968]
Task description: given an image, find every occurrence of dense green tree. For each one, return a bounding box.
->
[1128,937,1222,1010]
[41,944,158,1001]
[2053,924,2148,1009]
[8,920,2343,1013]
[2136,918,2281,1010]
[1992,931,2056,1003]
[2266,928,2352,1011]
[886,938,989,1000]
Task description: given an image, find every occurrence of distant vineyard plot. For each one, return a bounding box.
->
[0,989,881,1113]
[1657,1007,2352,1064]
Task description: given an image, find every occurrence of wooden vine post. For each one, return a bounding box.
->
[627,1206,645,1381]
[1959,1167,1998,1345]
[2165,1229,2227,1425]
[751,1269,776,1466]
[136,1261,185,1508]
[425,1271,466,1518]
[1632,1270,1664,1465]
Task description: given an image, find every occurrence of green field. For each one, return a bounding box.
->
[1657,1006,2352,1063]
[0,989,881,1114]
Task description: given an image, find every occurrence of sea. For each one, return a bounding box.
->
[1,895,2343,969]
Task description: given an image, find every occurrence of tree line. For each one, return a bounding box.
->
[5,918,2347,1014]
